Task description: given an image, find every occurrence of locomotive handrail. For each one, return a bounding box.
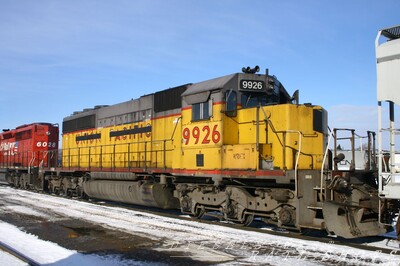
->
[170,116,181,141]
[321,128,354,196]
[62,138,175,171]
[259,106,312,171]
[284,130,302,198]
[320,128,375,198]
[39,151,48,169]
[256,106,260,151]
[320,129,334,197]
[334,128,356,171]
[28,152,35,174]
[259,106,304,193]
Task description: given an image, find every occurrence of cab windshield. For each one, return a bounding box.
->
[241,93,278,108]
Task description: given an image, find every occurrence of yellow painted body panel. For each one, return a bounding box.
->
[62,102,325,172]
[235,104,325,170]
[177,104,223,169]
[179,103,324,171]
[62,115,182,170]
[222,144,258,170]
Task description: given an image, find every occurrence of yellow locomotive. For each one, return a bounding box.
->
[50,66,388,237]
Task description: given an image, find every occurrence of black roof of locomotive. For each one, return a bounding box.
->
[182,73,237,97]
[182,72,291,102]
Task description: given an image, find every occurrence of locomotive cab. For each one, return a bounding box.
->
[177,67,327,174]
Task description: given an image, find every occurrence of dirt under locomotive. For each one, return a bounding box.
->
[0,67,396,239]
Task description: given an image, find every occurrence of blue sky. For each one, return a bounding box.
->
[0,0,399,140]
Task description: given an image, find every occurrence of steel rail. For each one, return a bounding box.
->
[0,240,41,266]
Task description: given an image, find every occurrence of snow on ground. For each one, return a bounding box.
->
[0,186,400,265]
[0,221,153,266]
[0,221,159,266]
[3,205,53,220]
[0,249,28,266]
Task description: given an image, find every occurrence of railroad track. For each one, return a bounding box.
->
[87,197,400,255]
[0,240,41,266]
[2,184,400,258]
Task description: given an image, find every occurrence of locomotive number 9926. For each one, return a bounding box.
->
[239,80,265,90]
[183,125,221,145]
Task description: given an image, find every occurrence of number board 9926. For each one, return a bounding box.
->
[182,124,221,146]
[239,80,265,91]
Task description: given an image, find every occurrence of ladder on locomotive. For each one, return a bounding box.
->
[376,25,400,226]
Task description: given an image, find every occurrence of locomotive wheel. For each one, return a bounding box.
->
[59,185,65,196]
[190,205,205,219]
[76,186,83,198]
[14,176,21,188]
[233,214,254,227]
[243,214,254,226]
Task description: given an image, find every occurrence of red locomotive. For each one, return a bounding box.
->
[0,123,59,170]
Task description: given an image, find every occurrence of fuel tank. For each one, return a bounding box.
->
[83,180,179,209]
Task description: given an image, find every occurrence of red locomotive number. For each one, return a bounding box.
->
[202,126,211,144]
[192,126,200,144]
[182,128,190,144]
[183,125,220,145]
[211,125,221,143]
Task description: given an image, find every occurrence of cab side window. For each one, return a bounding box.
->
[225,90,237,117]
[192,100,212,121]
